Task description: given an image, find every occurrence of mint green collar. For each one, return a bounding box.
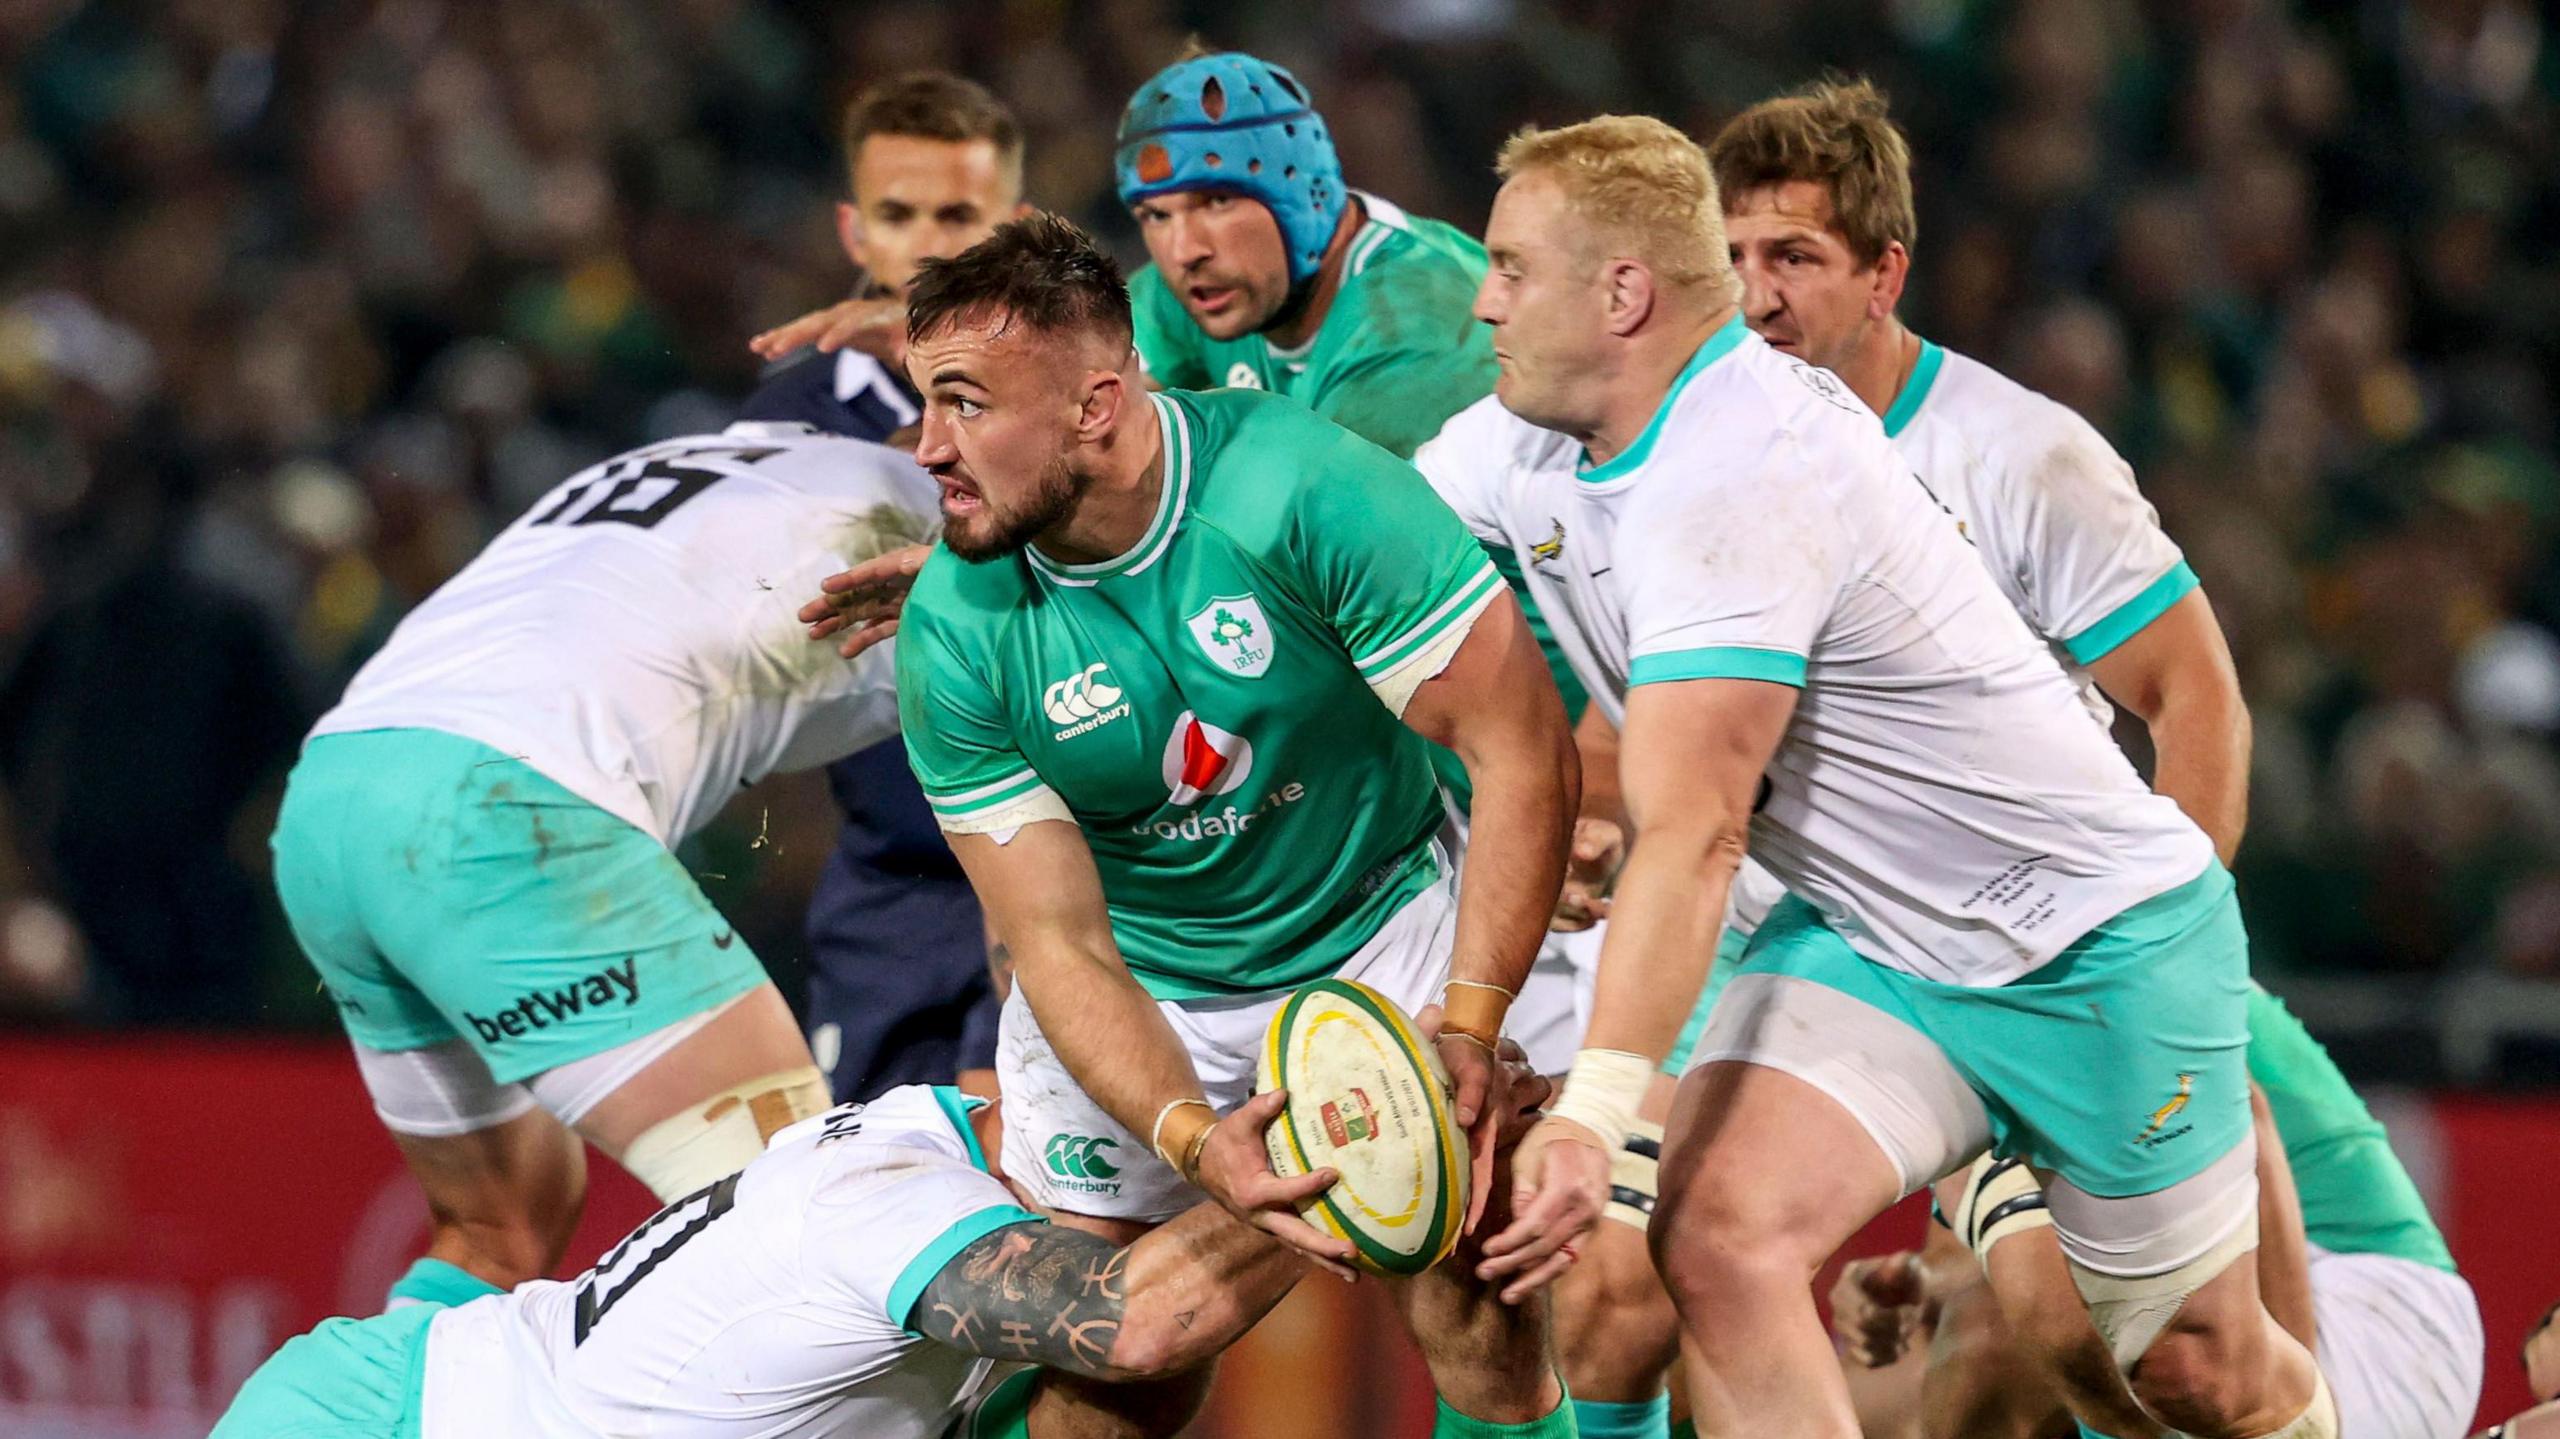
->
[1577,311,1750,484]
[931,1086,993,1171]
[1880,337,1944,438]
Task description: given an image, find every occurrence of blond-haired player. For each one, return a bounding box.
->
[1422,114,2331,1439]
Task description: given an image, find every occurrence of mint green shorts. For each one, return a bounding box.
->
[1659,925,1754,1077]
[1736,865,2252,1199]
[211,1303,433,1439]
[271,728,766,1084]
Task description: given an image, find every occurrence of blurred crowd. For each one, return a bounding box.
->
[1,0,2554,1073]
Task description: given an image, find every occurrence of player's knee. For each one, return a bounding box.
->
[1555,1223,1680,1392]
[619,1066,829,1201]
[2124,1320,2261,1432]
[1649,1167,1830,1305]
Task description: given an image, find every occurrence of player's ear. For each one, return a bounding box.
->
[836,200,869,272]
[1869,241,1910,321]
[1603,258,1656,338]
[1074,365,1124,441]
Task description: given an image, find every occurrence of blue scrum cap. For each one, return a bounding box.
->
[1115,52,1348,286]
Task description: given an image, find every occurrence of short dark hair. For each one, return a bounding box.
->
[1707,77,1916,267]
[841,72,1023,187]
[906,213,1133,352]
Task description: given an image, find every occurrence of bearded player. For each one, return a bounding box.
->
[1417,115,2330,1439]
[871,213,1582,1439]
[270,427,938,1306]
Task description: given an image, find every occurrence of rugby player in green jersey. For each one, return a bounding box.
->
[834,213,1584,1439]
[768,49,1591,719]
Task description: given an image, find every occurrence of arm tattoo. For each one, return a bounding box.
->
[916,1223,1131,1377]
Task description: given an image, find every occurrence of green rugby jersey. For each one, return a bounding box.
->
[2247,985,2456,1272]
[1131,193,1495,459]
[895,388,1506,1001]
[1130,191,1588,755]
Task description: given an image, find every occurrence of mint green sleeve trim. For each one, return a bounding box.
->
[2060,561,2199,665]
[1627,646,1807,688]
[887,1205,1048,1334]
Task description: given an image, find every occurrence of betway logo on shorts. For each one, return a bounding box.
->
[1134,711,1307,840]
[1044,662,1129,741]
[1043,1134,1123,1195]
[466,958,639,1043]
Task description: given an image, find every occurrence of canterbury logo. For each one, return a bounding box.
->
[1043,1134,1122,1180]
[1043,662,1129,739]
[2138,1073,2196,1143]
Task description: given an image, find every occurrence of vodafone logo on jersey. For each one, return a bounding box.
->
[1162,710,1253,805]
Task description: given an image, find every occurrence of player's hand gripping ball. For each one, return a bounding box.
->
[1256,979,1470,1276]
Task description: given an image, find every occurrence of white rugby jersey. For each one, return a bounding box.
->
[314,426,937,846]
[1881,340,2196,724]
[419,1086,1040,1439]
[1416,316,2211,983]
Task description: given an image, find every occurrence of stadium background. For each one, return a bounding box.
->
[0,0,2554,1433]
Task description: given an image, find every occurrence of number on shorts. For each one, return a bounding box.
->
[571,1171,742,1344]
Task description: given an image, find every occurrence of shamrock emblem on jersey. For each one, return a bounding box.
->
[1186,593,1273,678]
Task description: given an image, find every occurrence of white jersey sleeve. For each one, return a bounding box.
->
[1616,430,1849,689]
[1412,395,1527,547]
[1891,345,2195,669]
[2009,410,2195,666]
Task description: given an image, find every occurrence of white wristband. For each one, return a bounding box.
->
[1547,1047,1655,1155]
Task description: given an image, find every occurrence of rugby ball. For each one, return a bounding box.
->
[1256,978,1469,1276]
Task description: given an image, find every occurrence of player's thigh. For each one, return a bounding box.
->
[569,983,821,1156]
[994,981,1223,1224]
[1660,900,1988,1281]
[2308,1251,2485,1439]
[271,732,466,1053]
[390,1103,587,1275]
[996,869,1464,1224]
[377,743,771,1090]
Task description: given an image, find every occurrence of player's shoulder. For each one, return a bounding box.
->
[1670,323,1883,471]
[1423,393,1576,472]
[906,540,1032,646]
[1324,194,1490,352]
[1922,344,2127,480]
[1167,388,1420,539]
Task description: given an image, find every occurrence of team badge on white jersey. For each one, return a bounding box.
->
[1187,593,1273,678]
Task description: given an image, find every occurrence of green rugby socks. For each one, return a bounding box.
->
[1572,1394,1669,1439]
